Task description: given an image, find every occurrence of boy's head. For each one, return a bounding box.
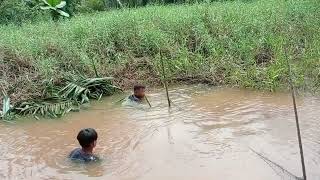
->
[77,128,98,149]
[133,85,146,99]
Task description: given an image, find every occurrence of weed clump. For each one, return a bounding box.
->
[10,76,120,118]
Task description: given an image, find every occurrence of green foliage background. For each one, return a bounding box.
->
[0,0,45,25]
[0,0,257,24]
[0,0,319,106]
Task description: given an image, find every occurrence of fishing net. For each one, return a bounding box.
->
[249,148,302,180]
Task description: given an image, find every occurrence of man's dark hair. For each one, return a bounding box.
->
[77,128,98,148]
[134,84,145,91]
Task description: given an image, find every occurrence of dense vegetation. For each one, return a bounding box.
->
[0,0,320,112]
[0,0,240,25]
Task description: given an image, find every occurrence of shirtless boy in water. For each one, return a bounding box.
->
[69,128,99,162]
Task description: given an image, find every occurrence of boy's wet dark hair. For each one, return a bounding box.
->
[134,85,146,92]
[77,128,98,148]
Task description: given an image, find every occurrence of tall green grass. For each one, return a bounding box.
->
[0,0,319,103]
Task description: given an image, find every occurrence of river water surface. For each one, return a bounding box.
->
[0,86,319,180]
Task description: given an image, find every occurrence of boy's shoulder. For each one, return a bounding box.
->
[69,148,82,158]
[69,148,99,162]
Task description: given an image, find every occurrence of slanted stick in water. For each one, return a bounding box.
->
[160,53,171,108]
[249,147,301,180]
[286,49,307,180]
[145,96,152,108]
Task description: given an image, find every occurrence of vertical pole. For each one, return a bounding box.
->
[160,54,171,108]
[145,96,152,108]
[286,52,307,180]
[91,59,99,77]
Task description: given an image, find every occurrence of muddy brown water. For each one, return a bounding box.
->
[0,86,319,180]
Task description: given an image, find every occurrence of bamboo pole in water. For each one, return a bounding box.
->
[145,96,152,108]
[160,54,171,108]
[286,51,307,180]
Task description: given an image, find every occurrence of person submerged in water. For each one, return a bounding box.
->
[69,128,99,163]
[128,84,146,103]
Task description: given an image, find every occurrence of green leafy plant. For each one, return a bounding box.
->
[59,76,120,104]
[40,0,69,20]
[13,98,77,118]
[10,76,120,118]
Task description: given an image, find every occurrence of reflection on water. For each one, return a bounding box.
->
[0,86,319,180]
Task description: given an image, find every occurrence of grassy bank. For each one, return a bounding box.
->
[1,0,320,105]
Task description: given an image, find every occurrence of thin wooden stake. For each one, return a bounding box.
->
[145,96,152,108]
[160,54,171,108]
[286,52,307,180]
[91,59,99,77]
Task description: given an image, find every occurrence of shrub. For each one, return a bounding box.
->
[0,0,45,25]
[77,0,105,12]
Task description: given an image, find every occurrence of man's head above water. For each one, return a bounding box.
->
[133,84,146,100]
